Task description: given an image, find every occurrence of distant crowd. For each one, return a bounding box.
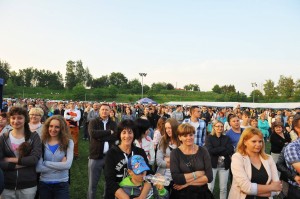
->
[0,98,300,199]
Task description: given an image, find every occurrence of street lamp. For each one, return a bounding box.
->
[251,82,257,103]
[139,73,147,99]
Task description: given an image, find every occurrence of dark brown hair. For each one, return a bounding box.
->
[159,118,180,153]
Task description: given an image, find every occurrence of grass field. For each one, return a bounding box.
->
[69,134,105,199]
[70,130,272,199]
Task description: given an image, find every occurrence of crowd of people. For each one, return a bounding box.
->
[0,98,300,199]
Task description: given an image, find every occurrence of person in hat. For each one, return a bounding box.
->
[119,155,169,199]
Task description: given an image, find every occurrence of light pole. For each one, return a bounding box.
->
[139,73,147,99]
[251,82,257,103]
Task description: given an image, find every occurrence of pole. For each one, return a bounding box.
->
[251,82,257,103]
[141,76,144,99]
[139,73,147,99]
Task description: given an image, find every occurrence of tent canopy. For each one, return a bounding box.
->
[165,101,300,109]
[137,97,158,105]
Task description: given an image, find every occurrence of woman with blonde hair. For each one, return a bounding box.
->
[229,127,282,199]
[36,115,74,199]
[170,123,213,199]
[205,120,234,199]
[29,107,44,137]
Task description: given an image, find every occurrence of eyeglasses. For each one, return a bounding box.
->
[29,114,41,117]
[214,125,224,128]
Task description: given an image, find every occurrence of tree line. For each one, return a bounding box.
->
[1,59,300,102]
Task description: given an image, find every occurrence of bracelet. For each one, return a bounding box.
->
[192,172,197,180]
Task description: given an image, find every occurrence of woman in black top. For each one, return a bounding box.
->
[170,123,213,199]
[205,120,234,199]
[104,119,153,199]
[270,121,291,163]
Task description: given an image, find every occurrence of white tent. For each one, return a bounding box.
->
[165,101,300,109]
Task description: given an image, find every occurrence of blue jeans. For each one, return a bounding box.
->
[39,182,69,199]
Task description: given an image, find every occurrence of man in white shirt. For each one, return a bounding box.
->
[87,104,117,199]
[64,101,81,159]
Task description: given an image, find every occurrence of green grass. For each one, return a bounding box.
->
[70,131,105,199]
[70,131,272,199]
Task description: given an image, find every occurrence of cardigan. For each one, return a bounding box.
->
[228,152,279,199]
[205,134,234,170]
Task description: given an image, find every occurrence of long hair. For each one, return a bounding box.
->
[156,117,167,137]
[9,106,31,140]
[236,127,268,160]
[210,120,224,136]
[41,115,72,151]
[159,118,180,153]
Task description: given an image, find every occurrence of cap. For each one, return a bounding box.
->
[128,155,150,175]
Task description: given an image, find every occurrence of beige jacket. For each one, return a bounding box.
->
[228,152,279,199]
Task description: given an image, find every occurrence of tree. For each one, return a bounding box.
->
[263,79,277,100]
[151,82,167,91]
[85,67,93,87]
[0,60,11,81]
[238,92,248,102]
[18,67,36,87]
[184,84,200,91]
[65,61,77,89]
[75,60,86,85]
[91,75,110,88]
[212,84,222,94]
[294,79,300,100]
[108,72,128,88]
[250,90,264,102]
[277,75,294,98]
[65,60,91,89]
[127,79,141,94]
[46,71,64,89]
[4,79,17,96]
[72,83,86,100]
[166,83,175,90]
[9,71,22,86]
[221,85,236,93]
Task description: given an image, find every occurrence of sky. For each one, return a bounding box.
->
[1,0,300,96]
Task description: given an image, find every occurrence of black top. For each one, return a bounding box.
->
[104,145,153,199]
[205,134,234,170]
[170,147,213,185]
[246,164,268,199]
[270,132,291,153]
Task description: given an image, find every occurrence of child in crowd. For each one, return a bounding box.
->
[119,155,169,199]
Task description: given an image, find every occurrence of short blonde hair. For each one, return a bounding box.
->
[236,127,268,160]
[211,120,224,136]
[29,107,44,117]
